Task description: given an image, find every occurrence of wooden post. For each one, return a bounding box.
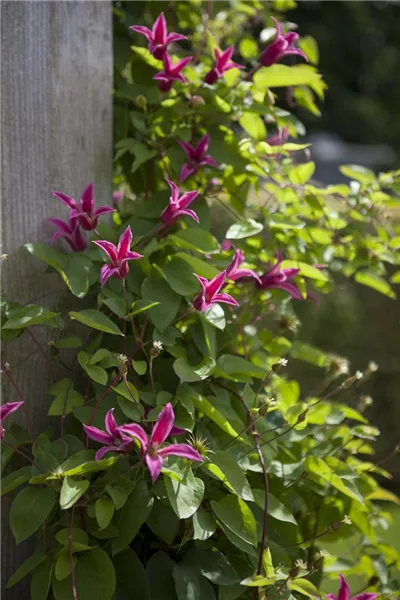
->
[1,2,112,596]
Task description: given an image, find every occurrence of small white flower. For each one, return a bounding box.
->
[368,361,378,372]
[295,559,307,570]
[342,515,352,525]
[355,371,363,380]
[117,354,128,364]
[153,341,163,351]
[1,253,8,261]
[318,549,329,558]
[278,358,288,367]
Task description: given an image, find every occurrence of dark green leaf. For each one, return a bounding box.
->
[59,476,89,510]
[211,495,257,546]
[114,548,150,600]
[146,551,177,600]
[10,486,55,543]
[6,551,47,588]
[112,481,154,555]
[165,469,204,519]
[96,497,115,530]
[69,309,123,335]
[142,276,181,332]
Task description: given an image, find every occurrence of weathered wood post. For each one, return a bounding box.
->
[1,2,112,596]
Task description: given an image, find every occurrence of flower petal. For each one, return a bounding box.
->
[150,403,174,446]
[145,452,163,483]
[0,401,24,423]
[117,226,133,259]
[158,443,203,462]
[48,218,73,234]
[93,240,118,261]
[352,595,377,600]
[129,25,152,41]
[166,32,187,44]
[117,423,148,452]
[152,12,167,43]
[100,264,119,287]
[200,156,218,169]
[207,270,227,297]
[213,292,239,307]
[178,190,199,209]
[196,134,210,159]
[270,281,303,300]
[178,140,196,161]
[229,268,261,283]
[177,208,199,223]
[337,574,351,600]
[52,191,77,210]
[166,178,180,204]
[95,445,119,460]
[94,206,115,218]
[179,163,196,183]
[80,182,95,213]
[104,409,118,437]
[83,425,113,445]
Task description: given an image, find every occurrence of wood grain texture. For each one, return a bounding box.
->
[1,2,112,596]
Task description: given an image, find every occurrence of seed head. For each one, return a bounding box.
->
[151,340,163,357]
[342,515,352,525]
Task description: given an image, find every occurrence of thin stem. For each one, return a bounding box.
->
[87,374,121,428]
[254,369,273,406]
[366,444,399,473]
[3,369,35,443]
[193,0,213,65]
[254,433,269,577]
[149,356,156,393]
[284,526,332,549]
[134,223,165,251]
[2,439,34,464]
[26,329,56,381]
[67,511,78,600]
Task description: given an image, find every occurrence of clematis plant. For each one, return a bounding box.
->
[225,248,261,283]
[130,12,187,60]
[52,183,114,232]
[193,271,239,312]
[204,46,244,85]
[93,226,142,286]
[0,402,23,439]
[153,54,193,92]
[326,574,377,600]
[257,252,302,299]
[178,134,218,182]
[160,179,199,225]
[260,17,308,67]
[48,217,87,252]
[118,403,203,483]
[83,409,133,460]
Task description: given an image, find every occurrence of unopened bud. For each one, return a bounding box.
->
[189,95,206,108]
[297,409,308,424]
[48,340,59,356]
[135,95,147,110]
[259,397,276,416]
[328,355,349,377]
[341,372,363,389]
[117,354,128,376]
[329,522,341,532]
[288,566,300,579]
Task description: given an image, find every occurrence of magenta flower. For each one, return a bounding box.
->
[83,409,134,460]
[1,402,24,439]
[93,226,143,287]
[52,183,114,232]
[260,17,307,67]
[118,403,202,483]
[221,239,232,251]
[205,46,244,85]
[226,248,261,283]
[153,54,193,92]
[161,179,199,226]
[130,12,187,60]
[326,574,377,600]
[178,134,218,182]
[256,252,302,300]
[193,271,238,312]
[267,126,289,146]
[48,218,87,252]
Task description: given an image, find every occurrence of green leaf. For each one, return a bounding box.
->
[147,499,179,544]
[146,551,176,600]
[52,548,116,600]
[340,164,375,184]
[101,296,126,318]
[114,381,139,402]
[254,64,322,88]
[253,490,297,525]
[192,395,244,440]
[268,214,304,229]
[290,341,329,367]
[239,112,267,141]
[60,476,89,510]
[112,481,154,555]
[142,276,181,332]
[262,548,274,578]
[216,354,265,381]
[202,304,226,330]
[61,253,92,298]
[113,548,150,600]
[173,355,216,382]
[31,560,52,600]
[6,551,46,588]
[205,451,254,501]
[305,456,364,504]
[69,309,123,335]
[298,35,319,64]
[355,270,396,299]
[195,548,239,585]
[48,390,84,416]
[192,509,217,541]
[239,37,258,59]
[25,243,65,272]
[240,575,275,587]
[288,578,321,599]
[1,466,32,496]
[161,257,200,296]
[96,497,115,530]
[60,457,119,478]
[2,305,63,330]
[280,260,328,282]
[175,252,219,279]
[106,484,128,510]
[55,551,75,582]
[165,469,204,519]
[169,229,220,254]
[55,528,90,553]
[288,162,315,184]
[132,360,147,375]
[225,219,263,240]
[10,486,55,543]
[173,563,216,600]
[211,495,257,546]
[54,336,82,349]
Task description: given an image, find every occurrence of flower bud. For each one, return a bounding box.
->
[189,95,206,108]
[135,95,147,110]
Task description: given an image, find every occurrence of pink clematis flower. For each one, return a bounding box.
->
[83,409,134,460]
[118,403,202,483]
[1,402,24,439]
[153,54,193,92]
[193,271,239,312]
[205,46,244,85]
[130,12,187,60]
[226,248,261,283]
[260,17,308,67]
[178,134,218,182]
[221,239,232,251]
[326,574,377,600]
[52,183,114,232]
[256,252,302,300]
[93,226,143,287]
[267,126,289,146]
[48,218,87,252]
[161,179,199,226]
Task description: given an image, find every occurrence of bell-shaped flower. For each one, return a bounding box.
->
[193,271,239,312]
[52,183,114,231]
[1,402,24,439]
[118,403,202,483]
[256,252,302,300]
[93,226,143,287]
[267,126,289,146]
[153,54,193,92]
[130,12,187,60]
[226,248,261,283]
[205,46,244,85]
[161,179,199,226]
[83,409,134,460]
[178,134,218,182]
[260,17,307,67]
[48,218,87,252]
[326,574,377,600]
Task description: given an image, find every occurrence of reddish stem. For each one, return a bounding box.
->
[85,374,121,448]
[26,328,57,381]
